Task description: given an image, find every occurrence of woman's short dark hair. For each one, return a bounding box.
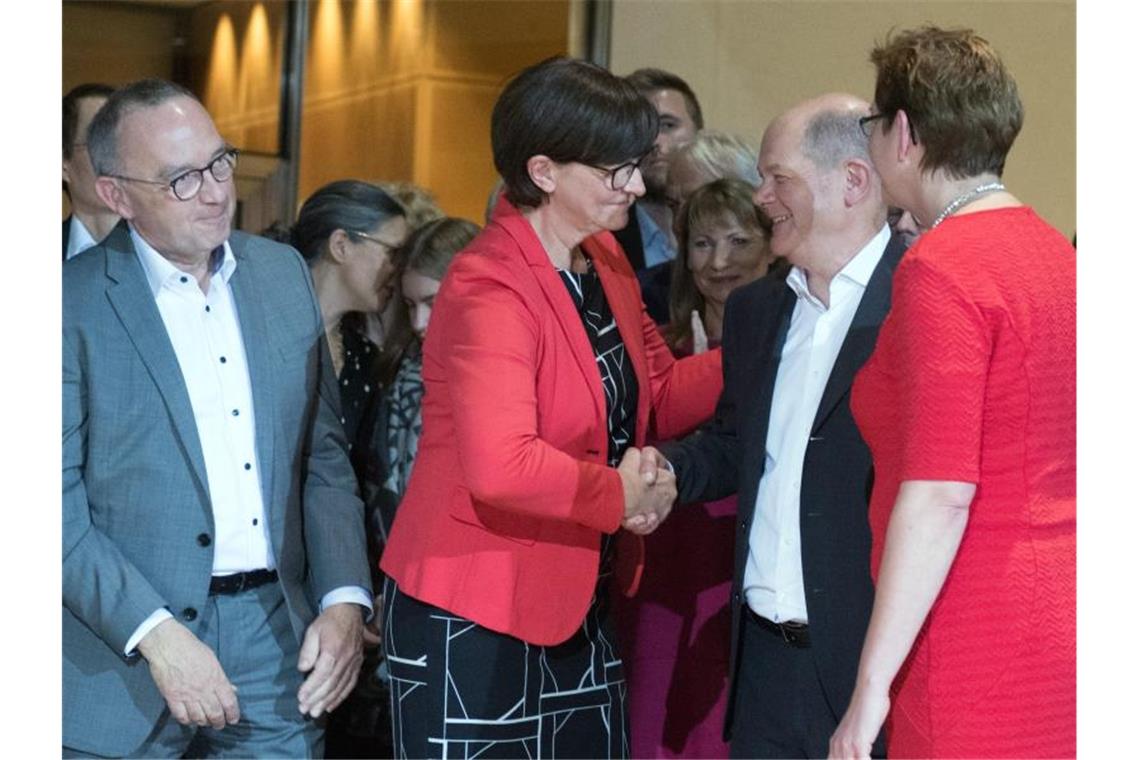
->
[870,26,1023,179]
[491,57,658,208]
[291,180,406,262]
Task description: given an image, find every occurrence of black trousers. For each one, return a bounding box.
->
[729,611,841,760]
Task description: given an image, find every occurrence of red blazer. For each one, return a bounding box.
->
[380,199,722,645]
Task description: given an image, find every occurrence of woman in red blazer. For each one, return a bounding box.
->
[379,57,722,759]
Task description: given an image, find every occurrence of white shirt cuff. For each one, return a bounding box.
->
[320,586,374,622]
[124,608,173,656]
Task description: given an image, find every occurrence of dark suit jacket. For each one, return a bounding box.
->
[613,202,647,271]
[661,233,905,748]
[62,222,372,755]
[615,202,673,324]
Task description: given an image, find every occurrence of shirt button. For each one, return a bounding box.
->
[252,518,259,526]
[219,356,227,364]
[232,409,239,416]
[244,462,251,471]
[182,607,198,622]
[179,276,188,284]
[205,305,211,313]
[196,533,211,547]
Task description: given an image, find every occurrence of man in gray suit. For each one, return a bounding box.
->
[63,79,372,757]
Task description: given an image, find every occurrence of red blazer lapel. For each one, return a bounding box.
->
[492,202,607,427]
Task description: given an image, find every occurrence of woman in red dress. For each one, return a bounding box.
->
[830,26,1075,759]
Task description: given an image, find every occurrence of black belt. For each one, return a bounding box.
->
[209,569,278,595]
[747,608,811,648]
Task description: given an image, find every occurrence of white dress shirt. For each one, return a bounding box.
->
[65,215,99,260]
[743,224,890,624]
[124,227,370,653]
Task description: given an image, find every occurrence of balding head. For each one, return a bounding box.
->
[773,93,873,170]
[754,93,886,274]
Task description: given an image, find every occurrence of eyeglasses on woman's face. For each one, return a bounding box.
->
[582,152,650,191]
[858,113,889,138]
[858,111,918,144]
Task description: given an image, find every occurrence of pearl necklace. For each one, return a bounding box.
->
[929,182,1005,230]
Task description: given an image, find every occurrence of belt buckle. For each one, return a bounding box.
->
[779,620,806,646]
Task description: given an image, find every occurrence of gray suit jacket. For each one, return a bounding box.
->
[62,222,371,756]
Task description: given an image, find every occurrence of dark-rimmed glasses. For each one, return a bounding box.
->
[583,153,649,191]
[350,231,404,251]
[859,112,917,144]
[107,148,239,201]
[858,113,889,137]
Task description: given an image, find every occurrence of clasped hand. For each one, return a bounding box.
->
[618,446,675,535]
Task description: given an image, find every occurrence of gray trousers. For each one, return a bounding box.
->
[65,582,322,759]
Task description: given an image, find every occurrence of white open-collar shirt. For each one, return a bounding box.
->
[743,224,889,624]
[124,226,369,653]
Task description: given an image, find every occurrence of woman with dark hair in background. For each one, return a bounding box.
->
[291,180,408,466]
[289,179,408,758]
[831,26,1075,759]
[620,178,778,759]
[378,56,722,759]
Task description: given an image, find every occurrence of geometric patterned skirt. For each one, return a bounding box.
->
[382,556,629,759]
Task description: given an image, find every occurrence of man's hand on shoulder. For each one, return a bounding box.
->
[137,618,240,729]
[296,602,365,718]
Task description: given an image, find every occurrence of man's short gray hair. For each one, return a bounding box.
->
[800,109,870,170]
[86,78,197,177]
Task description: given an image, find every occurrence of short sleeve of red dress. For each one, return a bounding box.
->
[886,256,992,483]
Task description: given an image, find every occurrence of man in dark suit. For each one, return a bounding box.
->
[63,79,372,757]
[615,68,703,323]
[62,82,118,259]
[640,93,904,758]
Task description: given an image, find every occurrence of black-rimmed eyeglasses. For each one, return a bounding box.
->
[107,148,239,201]
[583,153,649,191]
[859,112,917,144]
[858,113,889,137]
[351,231,404,250]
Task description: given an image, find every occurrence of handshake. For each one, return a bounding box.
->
[617,446,675,536]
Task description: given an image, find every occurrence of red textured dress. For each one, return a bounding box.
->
[851,207,1075,757]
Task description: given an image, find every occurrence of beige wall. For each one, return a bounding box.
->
[298,0,570,224]
[611,0,1076,236]
[63,1,177,92]
[187,1,286,156]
